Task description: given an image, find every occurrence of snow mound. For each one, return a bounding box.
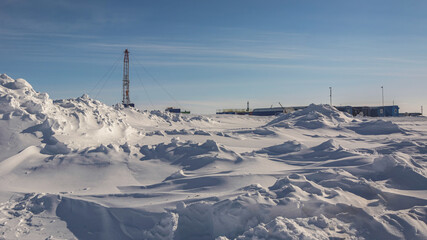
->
[193,130,211,136]
[295,139,357,162]
[0,75,62,158]
[349,119,404,135]
[188,115,216,123]
[234,215,356,240]
[164,170,189,181]
[56,197,178,240]
[0,74,54,120]
[52,95,131,133]
[173,166,427,239]
[1,75,32,90]
[256,140,303,155]
[0,193,71,239]
[25,94,136,149]
[149,110,183,122]
[0,75,137,149]
[266,104,353,129]
[149,110,214,123]
[366,152,427,190]
[311,139,342,151]
[140,139,243,170]
[173,174,360,239]
[262,139,356,164]
[376,139,427,155]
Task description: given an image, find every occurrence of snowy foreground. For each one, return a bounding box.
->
[0,74,426,240]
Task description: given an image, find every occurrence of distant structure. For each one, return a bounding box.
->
[217,103,400,117]
[336,105,399,117]
[399,105,423,117]
[165,107,190,114]
[216,101,253,115]
[122,49,134,108]
[400,112,422,117]
[216,103,304,116]
[251,106,305,116]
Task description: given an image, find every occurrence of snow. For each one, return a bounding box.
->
[266,103,354,129]
[0,74,426,239]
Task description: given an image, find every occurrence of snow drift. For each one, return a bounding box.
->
[266,104,354,129]
[140,138,243,170]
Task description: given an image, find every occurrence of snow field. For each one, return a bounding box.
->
[0,74,426,239]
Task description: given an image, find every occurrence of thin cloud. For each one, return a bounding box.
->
[374,57,427,64]
[89,42,311,60]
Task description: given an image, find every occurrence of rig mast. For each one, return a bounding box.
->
[122,49,134,107]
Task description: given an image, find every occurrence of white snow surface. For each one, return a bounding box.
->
[266,103,354,129]
[1,74,427,240]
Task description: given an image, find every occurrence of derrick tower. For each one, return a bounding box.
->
[122,49,134,107]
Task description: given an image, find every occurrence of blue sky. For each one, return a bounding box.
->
[1,0,426,114]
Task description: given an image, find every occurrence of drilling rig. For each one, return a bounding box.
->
[122,49,134,108]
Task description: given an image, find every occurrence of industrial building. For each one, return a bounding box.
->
[336,105,399,117]
[217,104,400,117]
[251,106,306,116]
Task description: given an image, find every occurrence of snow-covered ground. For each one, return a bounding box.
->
[0,73,426,240]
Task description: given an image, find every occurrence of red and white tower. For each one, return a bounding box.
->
[122,49,134,107]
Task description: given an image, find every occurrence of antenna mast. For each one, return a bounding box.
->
[122,49,134,107]
[381,86,384,116]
